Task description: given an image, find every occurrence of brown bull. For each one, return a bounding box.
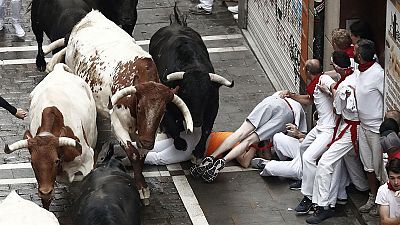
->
[4,65,97,209]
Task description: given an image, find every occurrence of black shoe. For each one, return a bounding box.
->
[306,206,335,224]
[189,156,214,178]
[202,158,226,182]
[289,180,302,190]
[295,196,314,214]
[250,158,269,170]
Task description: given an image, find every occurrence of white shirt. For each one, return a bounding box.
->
[333,70,360,121]
[273,91,307,133]
[376,183,400,218]
[314,74,336,129]
[286,97,307,133]
[355,62,384,133]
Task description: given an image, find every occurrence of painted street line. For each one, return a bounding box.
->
[172,175,209,225]
[0,34,243,53]
[0,46,248,65]
[0,163,256,185]
[0,178,37,185]
[0,162,31,170]
[0,162,256,172]
[166,163,183,171]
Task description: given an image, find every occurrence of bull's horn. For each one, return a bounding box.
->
[171,94,193,133]
[4,140,28,154]
[46,47,66,72]
[58,137,81,149]
[42,38,65,55]
[108,86,137,109]
[209,73,234,87]
[166,72,185,81]
[54,63,74,74]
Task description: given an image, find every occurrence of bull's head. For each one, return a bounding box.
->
[166,71,234,127]
[4,129,81,210]
[110,81,193,150]
[100,0,138,35]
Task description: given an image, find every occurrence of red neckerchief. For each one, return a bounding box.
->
[388,149,400,160]
[306,74,322,96]
[358,61,375,72]
[388,181,397,192]
[344,46,355,58]
[333,68,353,90]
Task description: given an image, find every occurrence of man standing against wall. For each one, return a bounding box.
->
[355,39,386,216]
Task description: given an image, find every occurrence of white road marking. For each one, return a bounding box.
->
[166,163,182,171]
[0,178,37,185]
[0,162,31,170]
[172,176,209,225]
[0,46,248,65]
[0,34,243,53]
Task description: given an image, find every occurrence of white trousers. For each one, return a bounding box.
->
[343,147,369,192]
[301,126,333,197]
[260,132,302,180]
[0,0,22,23]
[199,0,213,11]
[313,121,369,206]
[143,130,202,165]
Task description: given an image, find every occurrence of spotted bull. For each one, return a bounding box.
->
[46,10,193,204]
[31,0,138,71]
[149,5,234,162]
[4,64,97,210]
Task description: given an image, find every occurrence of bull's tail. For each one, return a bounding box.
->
[169,2,187,26]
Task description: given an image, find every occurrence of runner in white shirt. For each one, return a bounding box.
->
[306,51,368,224]
[375,158,400,225]
[355,39,386,215]
[281,59,337,215]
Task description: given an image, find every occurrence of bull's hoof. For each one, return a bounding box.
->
[138,186,151,206]
[174,138,187,151]
[36,57,46,72]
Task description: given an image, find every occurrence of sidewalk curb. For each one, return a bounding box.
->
[348,197,368,225]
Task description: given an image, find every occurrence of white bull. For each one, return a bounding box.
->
[0,191,60,225]
[4,63,97,209]
[45,10,193,204]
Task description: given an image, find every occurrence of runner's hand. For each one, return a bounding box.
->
[279,90,291,98]
[15,108,27,120]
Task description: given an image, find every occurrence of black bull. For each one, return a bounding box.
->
[31,0,138,71]
[149,5,234,161]
[73,144,141,225]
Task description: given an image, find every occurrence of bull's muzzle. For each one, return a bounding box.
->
[38,187,55,200]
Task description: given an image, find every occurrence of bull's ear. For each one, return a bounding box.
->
[23,130,33,140]
[171,86,180,94]
[60,127,68,137]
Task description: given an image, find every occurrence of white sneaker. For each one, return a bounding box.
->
[0,19,4,31]
[228,5,238,14]
[13,23,25,37]
[233,14,238,20]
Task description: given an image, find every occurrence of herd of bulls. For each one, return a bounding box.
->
[2,1,234,224]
